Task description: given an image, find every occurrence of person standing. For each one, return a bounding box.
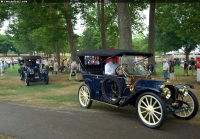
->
[53,60,59,76]
[1,61,5,76]
[184,61,189,76]
[190,58,196,76]
[163,59,169,80]
[147,62,154,75]
[169,60,175,84]
[41,58,45,69]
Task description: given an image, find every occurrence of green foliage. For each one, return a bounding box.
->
[3,3,73,55]
[156,3,200,56]
[0,34,14,55]
[79,2,147,49]
[132,33,148,52]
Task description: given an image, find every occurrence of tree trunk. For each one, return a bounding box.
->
[148,2,156,73]
[100,0,106,49]
[64,3,77,62]
[55,42,60,66]
[117,2,132,50]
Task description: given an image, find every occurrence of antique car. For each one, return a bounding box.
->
[77,49,199,129]
[18,56,49,86]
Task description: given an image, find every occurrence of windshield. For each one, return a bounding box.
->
[120,55,148,76]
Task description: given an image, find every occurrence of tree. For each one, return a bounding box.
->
[148,1,156,73]
[156,3,200,62]
[0,34,14,56]
[63,3,78,61]
[117,1,132,50]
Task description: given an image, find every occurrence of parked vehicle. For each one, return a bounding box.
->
[77,49,199,129]
[18,56,49,86]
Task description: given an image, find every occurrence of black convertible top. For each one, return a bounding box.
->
[18,56,41,60]
[77,49,153,57]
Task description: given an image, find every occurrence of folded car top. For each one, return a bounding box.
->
[18,56,42,60]
[77,49,153,57]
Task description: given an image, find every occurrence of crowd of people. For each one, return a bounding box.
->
[1,55,197,83]
[0,57,16,76]
[41,57,79,80]
[161,58,196,83]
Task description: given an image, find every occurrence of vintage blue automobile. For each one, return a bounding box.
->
[18,56,49,86]
[77,49,199,129]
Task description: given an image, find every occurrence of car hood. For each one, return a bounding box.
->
[134,79,166,90]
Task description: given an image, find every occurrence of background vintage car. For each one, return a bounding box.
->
[18,56,49,86]
[77,49,199,129]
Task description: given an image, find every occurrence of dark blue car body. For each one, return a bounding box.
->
[77,49,199,129]
[18,56,49,86]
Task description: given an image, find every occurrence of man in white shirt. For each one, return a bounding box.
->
[163,59,169,80]
[105,57,119,75]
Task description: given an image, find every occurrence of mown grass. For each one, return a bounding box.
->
[0,63,199,125]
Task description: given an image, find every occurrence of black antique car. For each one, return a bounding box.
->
[18,56,49,86]
[77,49,199,129]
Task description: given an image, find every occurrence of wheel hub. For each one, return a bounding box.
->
[146,105,154,114]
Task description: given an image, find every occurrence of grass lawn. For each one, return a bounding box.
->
[0,63,199,126]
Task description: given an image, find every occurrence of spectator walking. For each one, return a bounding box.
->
[169,60,175,84]
[68,60,78,80]
[163,59,169,80]
[184,61,189,76]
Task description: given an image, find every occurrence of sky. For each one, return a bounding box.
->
[0,20,9,35]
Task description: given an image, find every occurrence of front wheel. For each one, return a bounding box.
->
[136,92,167,129]
[25,77,29,86]
[173,91,199,120]
[78,84,93,108]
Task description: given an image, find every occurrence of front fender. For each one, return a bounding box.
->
[175,84,194,89]
[119,88,161,107]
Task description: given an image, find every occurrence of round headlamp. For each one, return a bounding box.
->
[163,87,171,99]
[183,88,188,96]
[179,86,189,97]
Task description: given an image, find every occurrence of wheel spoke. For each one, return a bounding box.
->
[153,106,161,110]
[151,114,156,123]
[141,100,148,107]
[145,97,150,106]
[152,113,160,121]
[150,97,153,106]
[144,113,149,119]
[148,113,151,123]
[154,110,162,115]
[152,100,157,107]
[140,105,147,110]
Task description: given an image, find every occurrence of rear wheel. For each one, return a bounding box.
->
[136,92,167,129]
[173,91,199,120]
[78,84,93,108]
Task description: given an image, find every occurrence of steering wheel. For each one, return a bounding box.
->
[115,63,128,75]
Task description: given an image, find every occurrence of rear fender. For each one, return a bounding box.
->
[82,78,96,98]
[119,88,160,107]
